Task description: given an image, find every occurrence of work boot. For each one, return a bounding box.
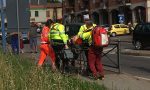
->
[97,73,104,80]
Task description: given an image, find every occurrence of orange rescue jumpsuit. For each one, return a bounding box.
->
[38,26,56,66]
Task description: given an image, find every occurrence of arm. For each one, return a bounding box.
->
[58,25,68,45]
[77,25,84,38]
[41,26,50,42]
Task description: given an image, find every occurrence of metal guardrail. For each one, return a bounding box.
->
[66,40,121,74]
[102,41,121,73]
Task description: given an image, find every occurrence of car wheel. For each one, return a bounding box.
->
[134,41,142,50]
[111,32,116,37]
[124,30,127,34]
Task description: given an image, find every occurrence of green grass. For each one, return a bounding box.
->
[0,51,106,90]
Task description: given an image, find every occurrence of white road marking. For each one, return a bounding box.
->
[131,55,150,59]
[123,73,150,81]
[133,76,150,81]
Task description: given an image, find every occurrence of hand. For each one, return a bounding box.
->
[65,44,69,49]
[72,35,79,44]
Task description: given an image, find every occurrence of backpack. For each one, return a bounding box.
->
[92,26,109,47]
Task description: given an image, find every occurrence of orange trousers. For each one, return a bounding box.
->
[38,44,56,66]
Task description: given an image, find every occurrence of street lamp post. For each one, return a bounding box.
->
[0,0,6,53]
[16,0,20,54]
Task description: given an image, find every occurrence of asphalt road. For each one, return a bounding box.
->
[102,35,150,79]
[103,53,150,79]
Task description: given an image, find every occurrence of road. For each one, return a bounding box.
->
[103,35,150,79]
[103,54,150,79]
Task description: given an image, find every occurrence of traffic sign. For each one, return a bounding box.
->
[118,14,125,24]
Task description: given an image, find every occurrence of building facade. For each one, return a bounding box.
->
[63,0,149,25]
[30,5,47,22]
[29,0,62,23]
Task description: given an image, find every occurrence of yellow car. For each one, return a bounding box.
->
[108,24,130,37]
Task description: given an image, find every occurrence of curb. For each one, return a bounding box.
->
[121,49,150,56]
[121,72,150,82]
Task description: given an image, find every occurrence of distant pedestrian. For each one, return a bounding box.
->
[10,32,19,54]
[128,22,134,34]
[28,22,38,53]
[20,34,24,53]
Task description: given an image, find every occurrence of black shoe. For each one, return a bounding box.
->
[98,75,104,80]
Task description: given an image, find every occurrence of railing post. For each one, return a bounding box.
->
[117,39,121,73]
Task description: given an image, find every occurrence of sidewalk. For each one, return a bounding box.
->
[121,49,150,56]
[81,71,150,90]
[100,73,150,90]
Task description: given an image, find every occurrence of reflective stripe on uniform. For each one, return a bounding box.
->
[50,31,65,34]
[50,35,62,40]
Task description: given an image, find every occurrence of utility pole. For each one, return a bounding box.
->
[16,0,20,54]
[0,0,6,53]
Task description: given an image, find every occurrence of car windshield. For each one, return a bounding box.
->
[120,24,128,28]
[22,32,28,38]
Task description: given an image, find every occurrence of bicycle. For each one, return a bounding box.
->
[52,42,74,73]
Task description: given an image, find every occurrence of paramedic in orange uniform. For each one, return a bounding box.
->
[38,19,56,70]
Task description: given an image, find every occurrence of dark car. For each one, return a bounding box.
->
[132,23,150,50]
[101,24,110,32]
[65,23,83,38]
[22,32,29,44]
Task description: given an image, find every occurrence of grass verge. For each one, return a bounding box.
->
[0,51,106,90]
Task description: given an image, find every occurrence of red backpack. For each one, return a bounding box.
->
[92,26,109,47]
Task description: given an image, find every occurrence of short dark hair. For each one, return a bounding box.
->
[45,19,54,27]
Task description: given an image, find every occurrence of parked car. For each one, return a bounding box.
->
[132,23,150,50]
[108,24,130,37]
[22,32,29,44]
[0,31,7,40]
[0,27,8,39]
[101,24,110,32]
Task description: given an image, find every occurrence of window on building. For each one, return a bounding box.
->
[35,11,39,17]
[46,11,50,17]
